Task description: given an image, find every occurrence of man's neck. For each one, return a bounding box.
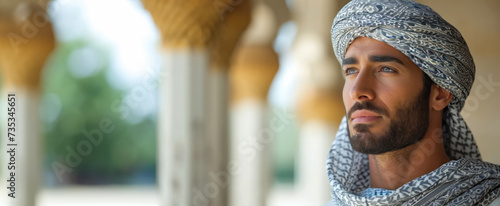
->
[368,133,450,190]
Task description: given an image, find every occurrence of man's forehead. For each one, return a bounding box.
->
[343,37,411,64]
[345,37,404,57]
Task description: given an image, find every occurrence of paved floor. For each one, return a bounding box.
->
[1,184,303,206]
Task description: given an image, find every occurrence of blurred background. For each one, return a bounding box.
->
[0,0,499,206]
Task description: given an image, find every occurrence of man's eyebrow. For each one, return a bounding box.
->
[342,57,357,66]
[370,55,405,65]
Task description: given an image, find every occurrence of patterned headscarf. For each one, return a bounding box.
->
[326,0,500,205]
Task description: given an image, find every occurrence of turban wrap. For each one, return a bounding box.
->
[325,0,498,205]
[329,0,480,161]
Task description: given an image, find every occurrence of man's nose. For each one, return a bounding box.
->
[349,70,375,102]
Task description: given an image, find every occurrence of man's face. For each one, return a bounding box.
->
[342,37,431,155]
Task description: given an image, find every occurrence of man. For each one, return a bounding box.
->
[326,0,500,205]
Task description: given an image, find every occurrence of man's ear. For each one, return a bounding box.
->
[430,84,453,111]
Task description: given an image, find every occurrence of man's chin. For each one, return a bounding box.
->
[349,133,419,155]
[351,144,393,155]
[348,132,394,155]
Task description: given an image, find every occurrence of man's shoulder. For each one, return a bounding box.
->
[449,159,500,205]
[450,158,500,185]
[457,158,500,173]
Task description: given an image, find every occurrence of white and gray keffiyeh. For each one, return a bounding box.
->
[327,0,500,205]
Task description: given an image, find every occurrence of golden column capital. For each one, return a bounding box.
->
[210,0,251,70]
[230,45,279,103]
[0,3,55,90]
[297,88,344,126]
[142,0,248,49]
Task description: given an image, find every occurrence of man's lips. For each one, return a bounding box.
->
[350,109,382,124]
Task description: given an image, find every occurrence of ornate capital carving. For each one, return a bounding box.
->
[142,0,247,49]
[0,2,55,89]
[230,45,279,102]
[210,0,251,70]
[297,89,344,125]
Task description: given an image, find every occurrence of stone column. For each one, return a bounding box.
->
[228,0,288,205]
[141,0,250,205]
[291,0,348,205]
[208,1,251,206]
[0,1,55,206]
[230,46,279,206]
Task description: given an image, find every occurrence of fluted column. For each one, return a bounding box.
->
[142,1,216,205]
[229,0,288,205]
[0,2,55,206]
[291,0,348,205]
[141,0,250,205]
[208,1,251,206]
[296,89,344,205]
[230,46,279,206]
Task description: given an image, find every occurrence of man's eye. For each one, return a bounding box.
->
[380,66,396,73]
[345,68,357,75]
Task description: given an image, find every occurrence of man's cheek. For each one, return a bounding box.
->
[342,90,353,114]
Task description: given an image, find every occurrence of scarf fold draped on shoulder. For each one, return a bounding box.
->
[327,0,500,205]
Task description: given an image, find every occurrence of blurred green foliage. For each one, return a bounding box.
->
[271,105,298,183]
[42,40,157,186]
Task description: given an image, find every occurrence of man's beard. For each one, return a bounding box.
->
[346,89,430,155]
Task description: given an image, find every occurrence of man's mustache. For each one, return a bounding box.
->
[347,101,389,119]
